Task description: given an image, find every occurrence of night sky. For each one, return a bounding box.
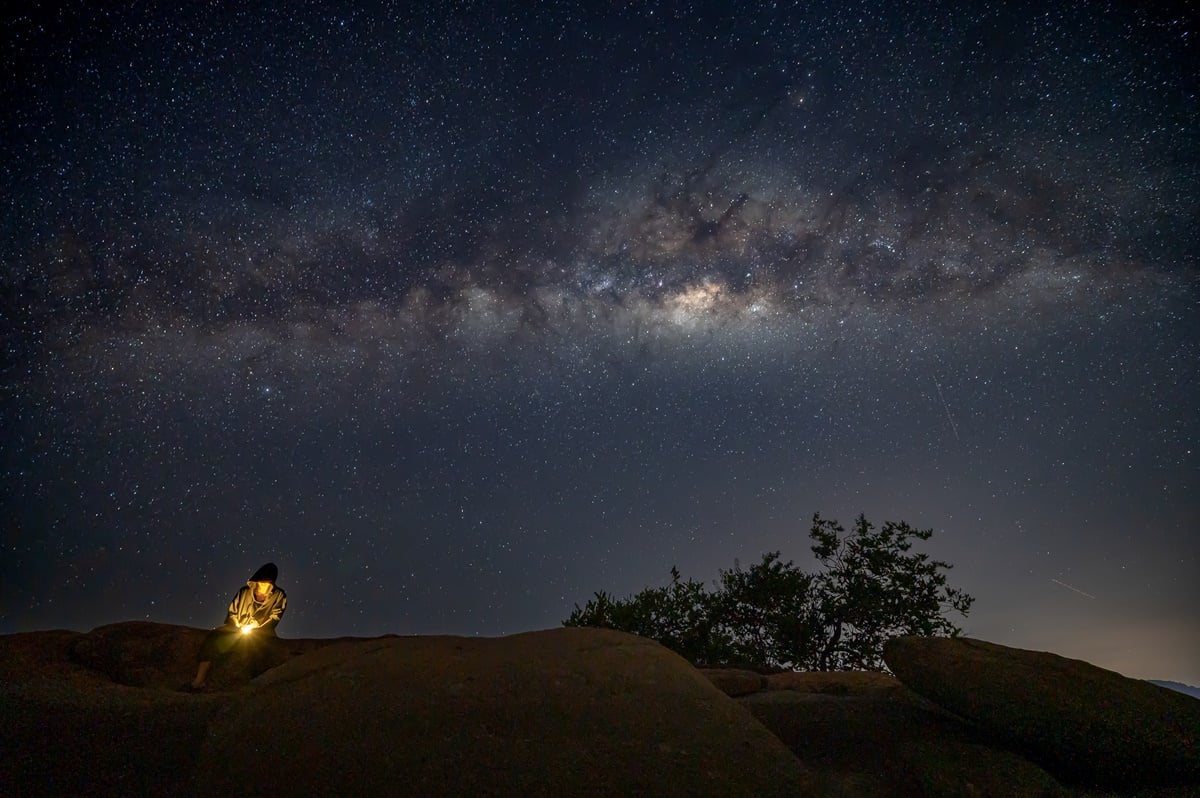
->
[2,2,1197,683]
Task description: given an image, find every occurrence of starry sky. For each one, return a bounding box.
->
[2,2,1197,683]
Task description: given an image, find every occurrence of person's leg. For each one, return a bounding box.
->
[192,660,212,688]
[191,626,235,689]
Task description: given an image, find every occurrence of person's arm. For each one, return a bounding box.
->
[259,592,287,633]
[226,587,254,628]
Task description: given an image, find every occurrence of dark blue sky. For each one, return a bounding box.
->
[2,1,1196,682]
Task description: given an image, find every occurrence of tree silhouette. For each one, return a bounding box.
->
[808,513,974,670]
[564,566,733,665]
[564,513,974,671]
[715,552,820,669]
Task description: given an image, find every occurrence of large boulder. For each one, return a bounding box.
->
[195,627,814,797]
[699,667,767,697]
[0,629,86,684]
[764,670,905,697]
[740,690,1067,797]
[68,621,209,687]
[3,625,816,797]
[63,620,367,690]
[883,636,1200,792]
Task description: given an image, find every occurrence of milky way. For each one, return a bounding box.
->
[2,3,1197,681]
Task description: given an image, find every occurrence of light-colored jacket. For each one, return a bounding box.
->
[223,584,288,632]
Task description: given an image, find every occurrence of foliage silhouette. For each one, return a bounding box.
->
[564,513,974,671]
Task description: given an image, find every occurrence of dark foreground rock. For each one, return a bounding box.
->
[6,623,1196,797]
[763,669,905,697]
[883,636,1200,793]
[0,623,811,797]
[698,667,767,697]
[65,620,358,690]
[198,629,812,797]
[740,690,1069,798]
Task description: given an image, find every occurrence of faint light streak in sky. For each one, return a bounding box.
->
[1051,578,1097,600]
[932,374,960,441]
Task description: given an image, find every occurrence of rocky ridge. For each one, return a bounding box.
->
[1,623,1196,797]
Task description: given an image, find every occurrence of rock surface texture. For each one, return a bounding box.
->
[4,623,1198,797]
[0,623,810,798]
[198,629,811,797]
[697,667,767,697]
[883,636,1200,793]
[740,690,1068,797]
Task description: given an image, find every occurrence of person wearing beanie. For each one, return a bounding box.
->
[187,562,288,691]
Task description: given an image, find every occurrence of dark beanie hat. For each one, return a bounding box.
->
[250,562,278,584]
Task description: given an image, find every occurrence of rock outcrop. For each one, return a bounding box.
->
[763,669,904,697]
[1,623,811,798]
[698,667,767,697]
[740,690,1068,797]
[5,623,1198,797]
[65,620,358,690]
[198,629,812,797]
[883,636,1200,792]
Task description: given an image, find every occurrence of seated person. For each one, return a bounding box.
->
[188,562,287,691]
